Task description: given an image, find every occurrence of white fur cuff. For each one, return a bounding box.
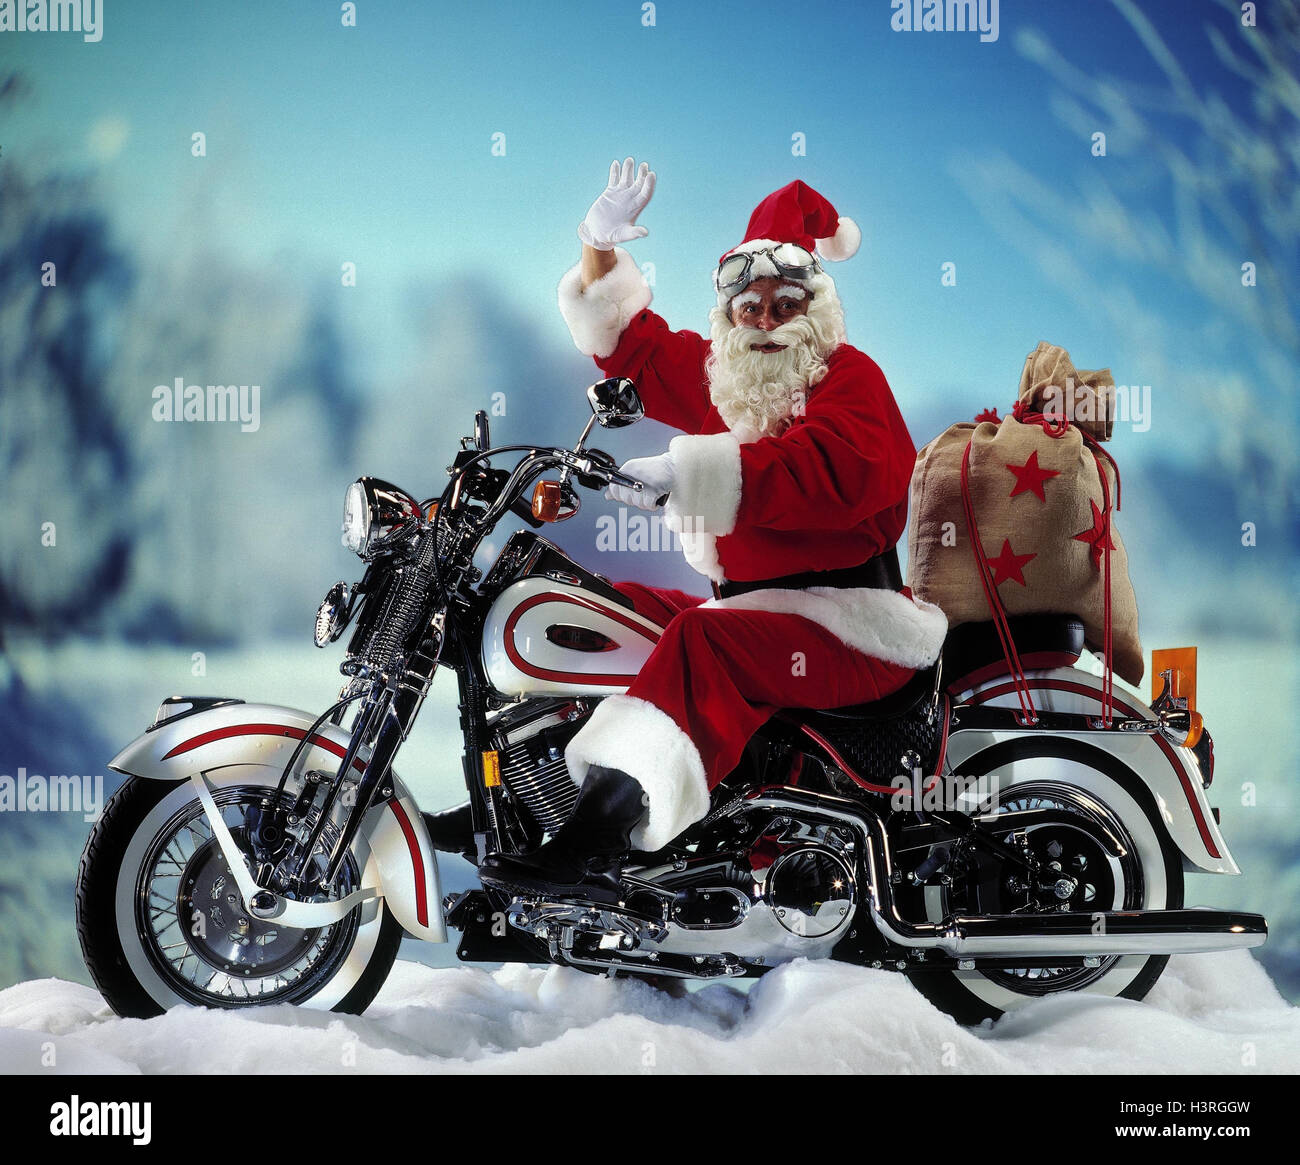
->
[664,432,742,537]
[679,531,726,584]
[556,248,653,359]
[564,694,711,853]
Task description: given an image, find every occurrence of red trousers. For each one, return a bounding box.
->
[614,582,916,789]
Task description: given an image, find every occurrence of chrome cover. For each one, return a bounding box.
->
[314,581,352,647]
[504,809,858,971]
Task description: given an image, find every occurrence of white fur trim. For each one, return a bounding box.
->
[557,248,653,359]
[679,531,725,583]
[815,216,861,262]
[564,694,710,852]
[664,431,742,537]
[702,586,947,669]
[727,237,783,256]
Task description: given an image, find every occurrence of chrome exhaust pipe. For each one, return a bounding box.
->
[869,904,1267,957]
[743,791,1267,959]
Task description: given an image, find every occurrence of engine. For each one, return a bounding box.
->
[505,805,861,974]
[492,700,860,969]
[650,811,859,960]
[489,699,590,835]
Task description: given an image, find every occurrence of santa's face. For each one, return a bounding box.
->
[706,273,845,441]
[727,277,811,347]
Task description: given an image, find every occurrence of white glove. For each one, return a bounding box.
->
[578,157,656,251]
[605,451,675,511]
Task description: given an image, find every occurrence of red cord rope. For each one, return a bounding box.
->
[960,435,1038,725]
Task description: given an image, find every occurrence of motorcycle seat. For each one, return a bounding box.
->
[785,664,945,783]
[942,613,1086,693]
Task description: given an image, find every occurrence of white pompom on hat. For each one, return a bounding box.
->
[814,214,861,262]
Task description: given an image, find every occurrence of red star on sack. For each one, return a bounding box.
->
[1072,500,1115,569]
[986,538,1036,586]
[1005,450,1060,502]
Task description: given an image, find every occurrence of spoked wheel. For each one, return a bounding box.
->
[904,740,1184,1024]
[77,776,402,1018]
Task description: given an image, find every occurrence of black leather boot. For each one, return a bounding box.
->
[479,765,647,904]
[422,801,475,859]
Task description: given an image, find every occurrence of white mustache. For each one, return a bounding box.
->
[729,317,817,351]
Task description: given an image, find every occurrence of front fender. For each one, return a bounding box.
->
[109,700,445,942]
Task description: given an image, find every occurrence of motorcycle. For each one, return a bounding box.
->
[76,378,1266,1024]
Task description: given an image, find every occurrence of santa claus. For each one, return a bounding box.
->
[479,159,946,902]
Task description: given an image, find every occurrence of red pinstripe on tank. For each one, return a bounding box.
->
[502,591,660,685]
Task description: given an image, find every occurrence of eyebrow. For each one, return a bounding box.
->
[731,290,763,308]
[775,284,807,299]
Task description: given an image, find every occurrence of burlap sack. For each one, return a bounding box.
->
[1018,340,1116,442]
[908,408,1143,686]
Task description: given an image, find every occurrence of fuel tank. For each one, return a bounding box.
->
[482,576,663,698]
[478,531,664,698]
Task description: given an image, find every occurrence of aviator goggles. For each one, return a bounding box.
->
[715,243,822,299]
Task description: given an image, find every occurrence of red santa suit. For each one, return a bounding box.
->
[554,188,947,852]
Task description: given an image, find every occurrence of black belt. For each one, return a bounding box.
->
[715,548,903,600]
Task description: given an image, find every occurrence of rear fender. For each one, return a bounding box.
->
[947,667,1236,875]
[108,701,445,941]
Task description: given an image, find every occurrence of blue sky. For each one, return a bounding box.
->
[2,0,1256,406]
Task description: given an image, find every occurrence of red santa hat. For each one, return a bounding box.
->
[724,180,860,263]
[714,180,860,307]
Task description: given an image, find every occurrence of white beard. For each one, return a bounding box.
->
[705,285,845,441]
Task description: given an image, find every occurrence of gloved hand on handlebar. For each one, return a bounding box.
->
[578,157,656,251]
[605,451,674,511]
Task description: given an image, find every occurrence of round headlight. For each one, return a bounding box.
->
[341,480,371,555]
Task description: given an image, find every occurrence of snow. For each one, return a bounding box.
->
[2,949,1296,1075]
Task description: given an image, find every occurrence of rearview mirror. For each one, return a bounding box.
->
[586,377,644,429]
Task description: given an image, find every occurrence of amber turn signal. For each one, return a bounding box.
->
[531,480,563,522]
[1152,647,1203,747]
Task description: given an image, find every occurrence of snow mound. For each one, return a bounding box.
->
[2,951,1296,1075]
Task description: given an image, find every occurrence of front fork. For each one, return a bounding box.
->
[291,636,442,890]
